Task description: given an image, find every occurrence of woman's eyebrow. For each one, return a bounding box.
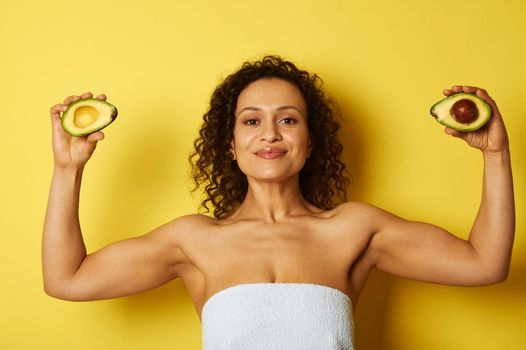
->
[236,105,302,116]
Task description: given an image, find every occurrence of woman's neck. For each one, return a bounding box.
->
[227,175,319,223]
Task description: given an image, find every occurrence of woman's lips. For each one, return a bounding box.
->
[255,150,287,159]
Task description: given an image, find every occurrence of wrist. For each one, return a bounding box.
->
[53,165,85,174]
[482,148,511,162]
[51,166,84,195]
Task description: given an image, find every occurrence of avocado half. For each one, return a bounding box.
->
[430,92,491,132]
[61,98,118,136]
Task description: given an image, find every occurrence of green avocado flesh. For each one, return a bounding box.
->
[430,92,491,132]
[61,98,118,136]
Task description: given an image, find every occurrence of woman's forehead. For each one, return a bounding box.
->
[235,78,307,116]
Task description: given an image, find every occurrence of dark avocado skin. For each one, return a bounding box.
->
[61,98,118,137]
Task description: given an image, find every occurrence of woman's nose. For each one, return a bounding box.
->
[261,123,282,142]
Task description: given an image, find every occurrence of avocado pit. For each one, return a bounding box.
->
[73,106,100,128]
[450,99,478,124]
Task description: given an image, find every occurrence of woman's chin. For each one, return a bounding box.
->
[244,170,300,183]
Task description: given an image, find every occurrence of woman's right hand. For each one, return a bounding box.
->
[50,92,107,170]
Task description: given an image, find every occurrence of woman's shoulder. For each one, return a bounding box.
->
[332,201,393,230]
[152,213,216,244]
[333,200,384,216]
[169,213,218,231]
[159,213,218,255]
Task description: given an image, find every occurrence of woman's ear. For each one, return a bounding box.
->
[230,141,236,160]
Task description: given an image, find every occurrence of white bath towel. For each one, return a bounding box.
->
[201,282,354,350]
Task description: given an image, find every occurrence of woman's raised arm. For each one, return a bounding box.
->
[362,85,515,286]
[42,93,193,301]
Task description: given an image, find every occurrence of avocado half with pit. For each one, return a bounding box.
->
[61,98,118,136]
[430,92,491,132]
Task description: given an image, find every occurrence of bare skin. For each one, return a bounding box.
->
[42,80,515,323]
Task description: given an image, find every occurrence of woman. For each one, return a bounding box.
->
[43,55,515,349]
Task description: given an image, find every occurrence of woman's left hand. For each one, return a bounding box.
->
[442,85,509,153]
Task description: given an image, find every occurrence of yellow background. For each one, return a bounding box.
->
[1,0,524,349]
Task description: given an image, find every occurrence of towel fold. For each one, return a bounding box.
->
[201,282,354,350]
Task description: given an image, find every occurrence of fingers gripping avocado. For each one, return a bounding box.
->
[430,93,491,132]
[61,98,118,136]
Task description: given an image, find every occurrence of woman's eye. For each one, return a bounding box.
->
[242,117,296,126]
[244,119,258,126]
[280,117,297,125]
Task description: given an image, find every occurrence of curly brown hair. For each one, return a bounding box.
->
[188,54,350,219]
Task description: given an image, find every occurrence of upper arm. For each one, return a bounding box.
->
[359,203,500,286]
[54,215,200,301]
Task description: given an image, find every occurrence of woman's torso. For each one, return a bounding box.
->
[176,202,376,321]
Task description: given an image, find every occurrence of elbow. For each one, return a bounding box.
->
[43,280,86,302]
[483,273,508,286]
[490,268,510,284]
[44,283,64,300]
[43,281,69,300]
[478,275,507,286]
[477,266,510,286]
[43,277,58,297]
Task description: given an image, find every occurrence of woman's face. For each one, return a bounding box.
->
[232,77,311,182]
